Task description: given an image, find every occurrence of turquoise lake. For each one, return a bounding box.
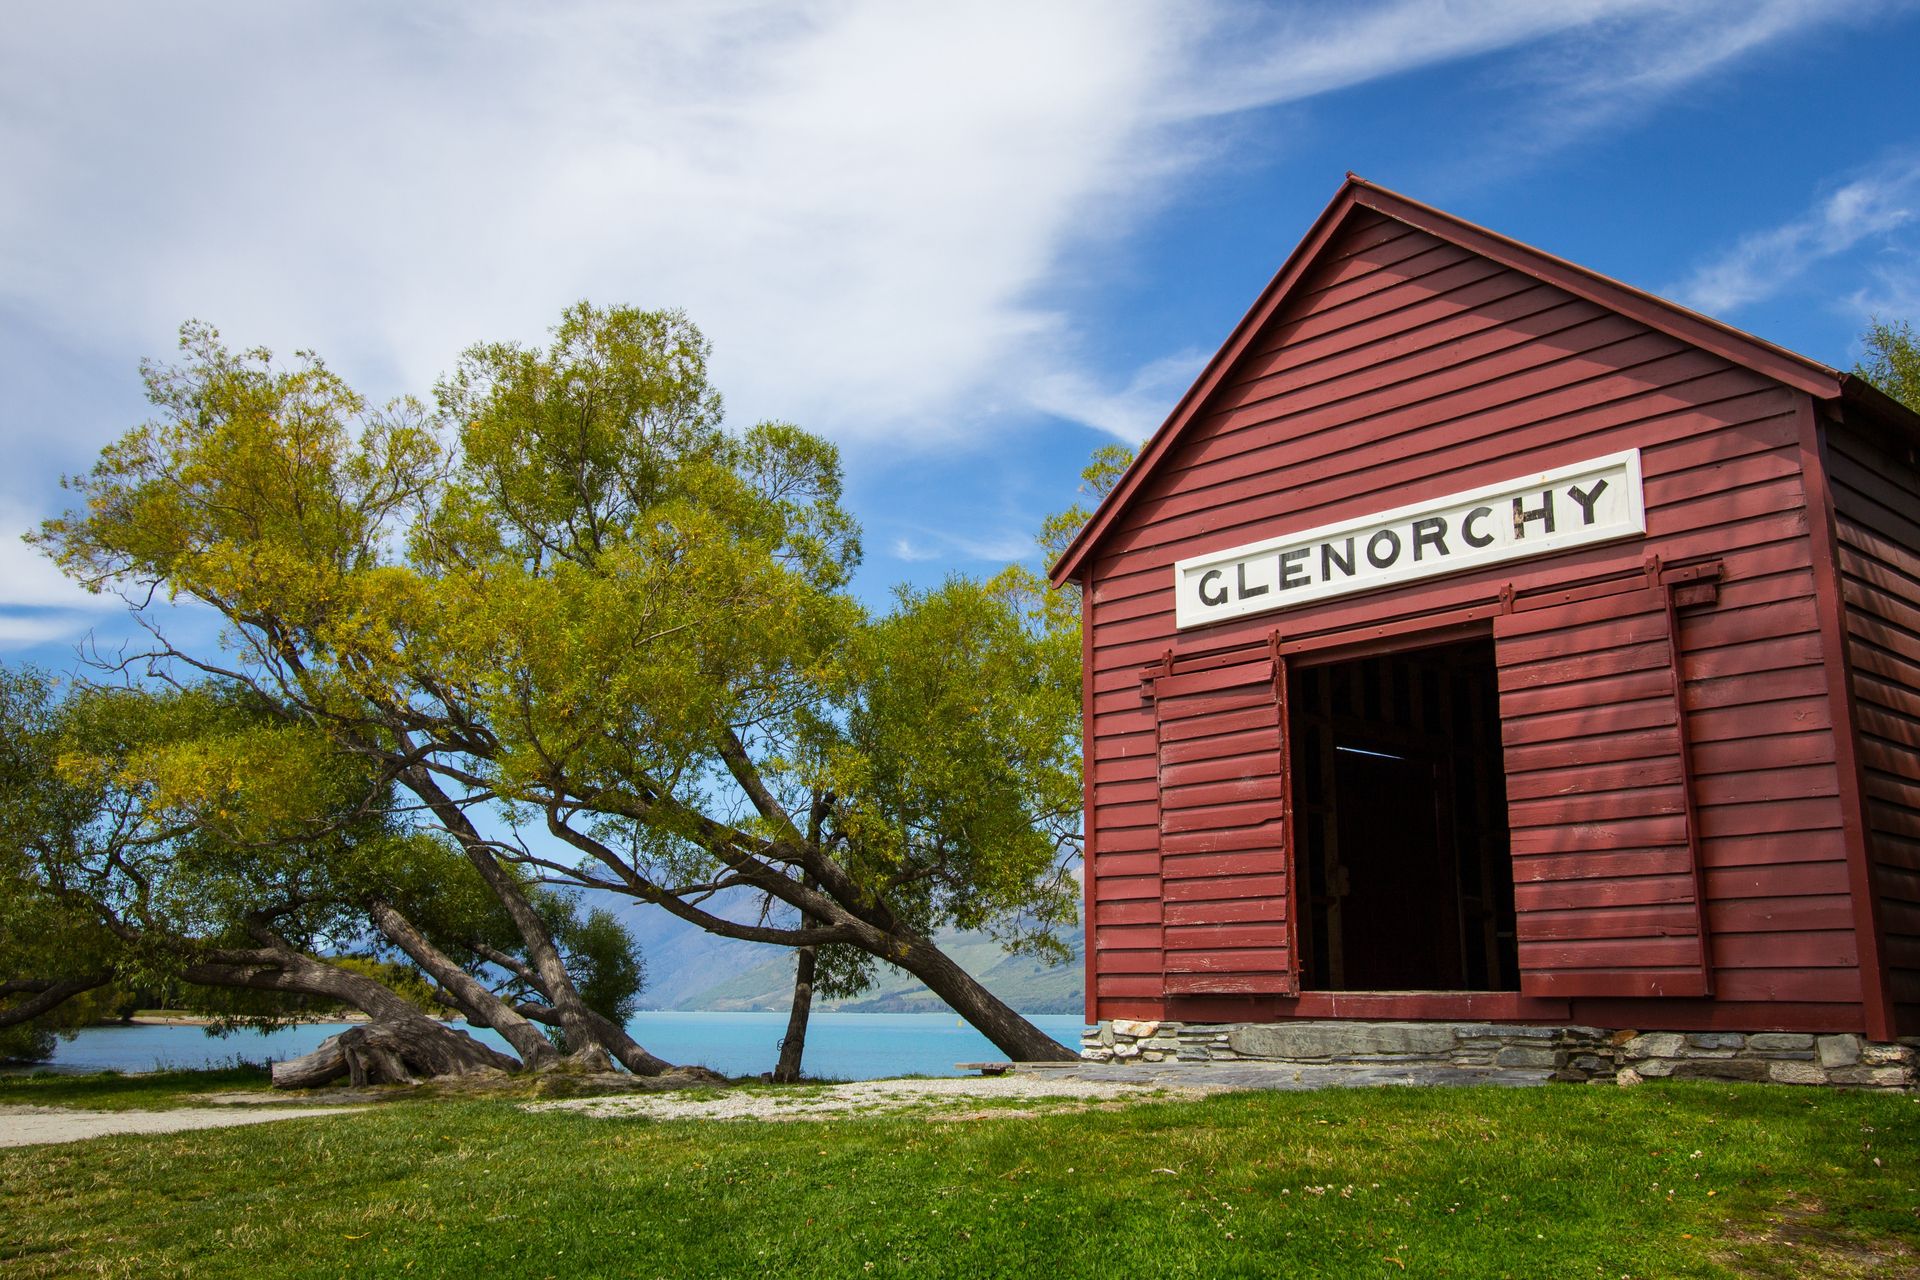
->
[31,1011,1087,1081]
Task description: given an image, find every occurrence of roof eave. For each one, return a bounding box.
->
[1047,176,1373,586]
[1837,373,1920,446]
[1048,174,1856,589]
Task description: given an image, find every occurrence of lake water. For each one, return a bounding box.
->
[30,1011,1089,1081]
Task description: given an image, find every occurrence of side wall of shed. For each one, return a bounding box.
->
[1084,209,1867,1033]
[1824,415,1920,1035]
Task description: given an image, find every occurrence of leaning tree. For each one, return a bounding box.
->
[34,304,1083,1064]
[0,665,672,1084]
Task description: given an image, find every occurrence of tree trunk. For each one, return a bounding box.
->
[400,766,614,1070]
[186,935,424,1023]
[271,1019,520,1088]
[771,942,817,1082]
[511,1001,675,1076]
[180,924,535,1086]
[884,932,1078,1062]
[366,900,561,1071]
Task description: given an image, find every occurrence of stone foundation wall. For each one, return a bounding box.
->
[1080,1019,1917,1089]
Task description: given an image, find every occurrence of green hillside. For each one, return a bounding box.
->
[678,927,1084,1014]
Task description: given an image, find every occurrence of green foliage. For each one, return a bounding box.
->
[325,957,440,1015]
[1855,316,1920,410]
[0,667,122,1048]
[557,907,646,1026]
[29,302,1088,1041]
[0,663,516,1034]
[0,1023,55,1063]
[830,568,1081,957]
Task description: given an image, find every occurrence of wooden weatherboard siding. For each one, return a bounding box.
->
[1079,193,1868,1032]
[1493,583,1710,999]
[1825,414,1920,1034]
[1149,653,1297,996]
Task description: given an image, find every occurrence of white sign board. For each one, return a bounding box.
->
[1173,449,1646,630]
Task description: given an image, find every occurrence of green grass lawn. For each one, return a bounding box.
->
[0,1067,273,1112]
[2,1076,1916,1278]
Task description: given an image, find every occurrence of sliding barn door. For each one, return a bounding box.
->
[1152,654,1298,996]
[1494,586,1711,997]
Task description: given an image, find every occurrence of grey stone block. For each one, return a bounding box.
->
[1495,1046,1558,1068]
[1670,1059,1770,1083]
[1490,1024,1560,1041]
[1226,1022,1457,1061]
[1685,1033,1746,1051]
[1826,1065,1910,1087]
[1746,1033,1814,1051]
[1862,1043,1913,1066]
[1768,1061,1827,1085]
[1816,1035,1862,1068]
[1623,1032,1687,1059]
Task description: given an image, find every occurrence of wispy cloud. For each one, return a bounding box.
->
[1669,157,1920,314]
[1491,1,1906,150]
[1161,0,1660,122]
[890,528,1038,566]
[0,611,97,651]
[0,0,1878,460]
[1025,348,1209,444]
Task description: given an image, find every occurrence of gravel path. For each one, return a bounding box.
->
[0,1104,363,1148]
[527,1073,1221,1122]
[526,1060,1557,1124]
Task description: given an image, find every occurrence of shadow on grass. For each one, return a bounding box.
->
[0,1066,271,1111]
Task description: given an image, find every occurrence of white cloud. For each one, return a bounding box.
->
[0,0,1875,456]
[890,538,939,563]
[1158,0,1667,122]
[1025,348,1209,443]
[0,611,95,651]
[1847,265,1920,335]
[1669,157,1920,314]
[891,528,1037,566]
[0,506,121,612]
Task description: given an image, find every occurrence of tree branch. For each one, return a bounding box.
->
[0,973,113,1028]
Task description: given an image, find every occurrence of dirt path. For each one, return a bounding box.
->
[0,1104,363,1148]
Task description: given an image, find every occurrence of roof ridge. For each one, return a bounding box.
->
[1048,175,1864,586]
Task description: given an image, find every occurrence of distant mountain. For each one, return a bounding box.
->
[681,926,1085,1014]
[611,893,1084,1015]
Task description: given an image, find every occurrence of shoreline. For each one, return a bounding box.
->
[103,1013,419,1028]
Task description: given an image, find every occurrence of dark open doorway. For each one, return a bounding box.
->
[1288,633,1519,992]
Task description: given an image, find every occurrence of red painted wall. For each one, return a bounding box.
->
[1082,207,1871,1033]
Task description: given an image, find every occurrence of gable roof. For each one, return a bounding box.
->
[1049,174,1912,586]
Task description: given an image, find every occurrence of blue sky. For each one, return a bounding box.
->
[6,0,1920,670]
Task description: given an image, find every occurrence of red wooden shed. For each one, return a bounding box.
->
[1052,176,1920,1063]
